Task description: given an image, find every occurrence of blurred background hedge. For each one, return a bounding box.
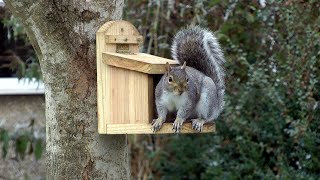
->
[1,0,319,179]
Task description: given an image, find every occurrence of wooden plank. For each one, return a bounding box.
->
[97,22,113,134]
[105,52,178,64]
[106,35,143,44]
[105,123,216,134]
[97,21,143,134]
[108,66,151,124]
[102,52,179,74]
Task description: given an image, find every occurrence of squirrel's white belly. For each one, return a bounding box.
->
[160,91,188,112]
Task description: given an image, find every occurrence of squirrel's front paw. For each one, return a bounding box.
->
[172,118,185,133]
[191,119,205,132]
[152,118,164,133]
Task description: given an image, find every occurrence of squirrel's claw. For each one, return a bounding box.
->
[152,118,164,133]
[172,118,184,133]
[191,119,204,132]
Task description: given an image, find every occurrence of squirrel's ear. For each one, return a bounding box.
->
[181,61,186,70]
[165,62,172,73]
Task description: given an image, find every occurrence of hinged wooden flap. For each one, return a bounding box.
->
[102,52,179,74]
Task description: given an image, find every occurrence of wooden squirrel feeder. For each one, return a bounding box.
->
[97,20,215,134]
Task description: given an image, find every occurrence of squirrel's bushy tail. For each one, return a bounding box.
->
[171,26,225,114]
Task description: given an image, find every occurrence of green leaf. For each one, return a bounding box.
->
[16,135,30,159]
[34,139,44,160]
[246,12,255,23]
[0,130,10,158]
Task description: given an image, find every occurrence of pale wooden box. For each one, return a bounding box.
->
[97,21,215,134]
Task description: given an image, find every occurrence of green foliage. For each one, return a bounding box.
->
[2,16,26,41]
[0,119,45,160]
[34,139,44,160]
[1,15,42,80]
[15,134,30,159]
[24,56,42,82]
[152,134,216,180]
[0,129,9,158]
[126,0,320,179]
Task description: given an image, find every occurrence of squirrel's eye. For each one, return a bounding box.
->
[186,78,189,82]
[168,76,173,83]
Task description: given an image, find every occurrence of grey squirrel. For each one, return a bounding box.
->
[152,26,225,133]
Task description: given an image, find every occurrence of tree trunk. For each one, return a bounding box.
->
[4,0,129,179]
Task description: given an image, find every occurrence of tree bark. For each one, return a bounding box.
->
[4,0,129,179]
